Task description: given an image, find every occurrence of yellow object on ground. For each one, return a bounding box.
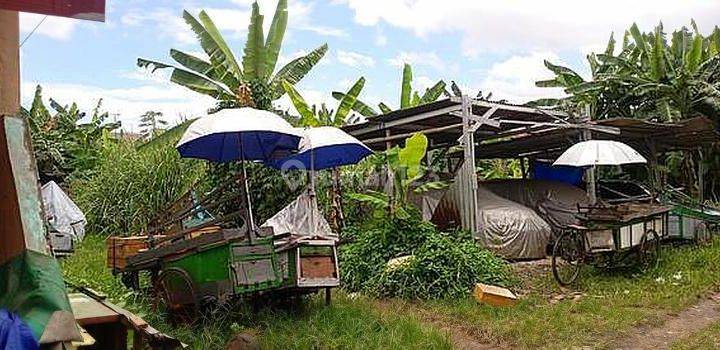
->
[474,283,518,307]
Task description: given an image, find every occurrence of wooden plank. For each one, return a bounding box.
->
[0,10,19,116]
[69,293,122,326]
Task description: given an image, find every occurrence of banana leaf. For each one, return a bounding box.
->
[269,44,328,100]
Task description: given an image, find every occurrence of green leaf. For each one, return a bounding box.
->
[137,58,173,72]
[282,81,317,126]
[420,81,446,104]
[630,23,647,52]
[400,64,413,108]
[170,69,235,100]
[650,25,667,81]
[186,11,242,82]
[269,44,328,100]
[605,32,616,55]
[379,102,393,114]
[535,79,563,88]
[335,77,366,123]
[411,91,421,106]
[414,181,449,193]
[264,0,287,77]
[243,2,266,80]
[398,133,428,185]
[685,33,704,74]
[170,49,239,88]
[347,191,389,210]
[331,92,378,117]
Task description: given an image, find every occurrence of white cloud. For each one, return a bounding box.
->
[338,0,720,56]
[21,78,215,132]
[336,50,375,68]
[388,51,444,71]
[124,1,345,47]
[375,33,388,47]
[474,51,568,104]
[19,13,78,41]
[121,8,195,44]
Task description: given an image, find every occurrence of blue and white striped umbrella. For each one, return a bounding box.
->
[267,126,373,171]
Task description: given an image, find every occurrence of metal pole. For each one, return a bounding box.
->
[239,140,255,243]
[309,146,316,236]
[582,105,597,205]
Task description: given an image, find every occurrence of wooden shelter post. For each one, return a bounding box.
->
[0,9,26,265]
[459,95,478,233]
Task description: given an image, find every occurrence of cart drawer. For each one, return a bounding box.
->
[301,256,337,279]
[232,244,272,256]
[231,259,279,285]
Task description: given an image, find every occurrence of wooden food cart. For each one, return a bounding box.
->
[107,185,340,324]
[551,202,670,285]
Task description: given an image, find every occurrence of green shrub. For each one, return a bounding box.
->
[339,213,514,299]
[71,139,204,236]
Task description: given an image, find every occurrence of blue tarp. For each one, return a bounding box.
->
[0,309,38,350]
[532,161,584,186]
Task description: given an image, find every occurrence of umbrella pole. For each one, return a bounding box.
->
[587,164,597,205]
[309,149,316,236]
[239,142,255,244]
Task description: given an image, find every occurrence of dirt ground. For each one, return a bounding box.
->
[613,293,720,350]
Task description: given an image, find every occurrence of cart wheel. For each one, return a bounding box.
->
[552,230,584,286]
[639,230,660,271]
[121,272,139,290]
[154,267,200,326]
[694,222,710,244]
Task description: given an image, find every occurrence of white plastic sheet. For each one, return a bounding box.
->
[260,191,335,238]
[41,181,86,243]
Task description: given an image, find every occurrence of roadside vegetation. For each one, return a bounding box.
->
[26,4,720,348]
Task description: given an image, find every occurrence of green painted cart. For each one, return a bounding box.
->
[118,186,340,324]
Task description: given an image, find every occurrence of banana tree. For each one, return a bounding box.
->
[532,22,720,122]
[283,77,369,229]
[349,133,447,218]
[332,63,446,117]
[283,77,367,127]
[21,85,120,184]
[137,0,327,112]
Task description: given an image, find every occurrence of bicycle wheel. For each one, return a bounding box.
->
[639,229,660,271]
[552,230,584,286]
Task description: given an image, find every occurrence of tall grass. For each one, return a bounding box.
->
[71,138,205,236]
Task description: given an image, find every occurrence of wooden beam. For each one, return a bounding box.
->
[362,123,463,145]
[348,104,461,137]
[0,10,19,116]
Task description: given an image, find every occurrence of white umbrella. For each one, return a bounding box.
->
[267,126,373,171]
[553,140,647,167]
[177,108,303,241]
[266,126,373,232]
[554,140,646,204]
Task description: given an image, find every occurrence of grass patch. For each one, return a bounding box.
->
[406,239,720,349]
[60,235,451,349]
[672,321,720,350]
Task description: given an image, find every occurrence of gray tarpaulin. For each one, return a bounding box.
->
[41,181,86,252]
[483,179,590,236]
[416,179,590,260]
[261,191,335,238]
[475,185,552,259]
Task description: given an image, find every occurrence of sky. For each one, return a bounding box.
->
[17,0,720,131]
